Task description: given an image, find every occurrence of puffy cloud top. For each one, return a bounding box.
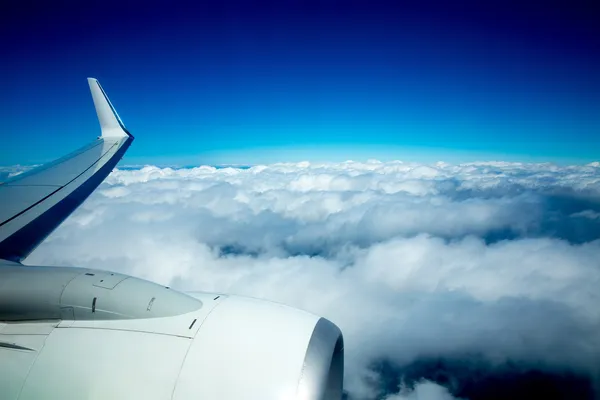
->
[27,161,600,399]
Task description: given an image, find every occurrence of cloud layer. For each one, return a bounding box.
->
[26,160,600,399]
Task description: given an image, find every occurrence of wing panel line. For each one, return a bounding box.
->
[1,141,104,186]
[0,136,132,261]
[0,141,120,229]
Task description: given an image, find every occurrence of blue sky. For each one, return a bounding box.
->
[2,0,599,166]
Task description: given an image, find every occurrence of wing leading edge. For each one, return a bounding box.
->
[0,78,134,262]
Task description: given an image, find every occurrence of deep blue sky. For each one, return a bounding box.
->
[2,0,599,165]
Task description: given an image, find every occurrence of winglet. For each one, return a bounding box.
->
[87,78,132,138]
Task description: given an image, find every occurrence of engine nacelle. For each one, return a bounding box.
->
[0,263,344,400]
[176,295,344,400]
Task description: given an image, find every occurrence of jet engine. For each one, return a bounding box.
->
[0,263,344,400]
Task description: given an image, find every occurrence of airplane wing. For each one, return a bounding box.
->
[0,79,344,400]
[0,78,134,262]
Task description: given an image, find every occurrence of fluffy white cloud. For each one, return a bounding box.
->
[0,164,36,181]
[385,380,461,400]
[26,160,600,399]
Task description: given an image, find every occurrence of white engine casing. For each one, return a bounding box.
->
[0,264,344,400]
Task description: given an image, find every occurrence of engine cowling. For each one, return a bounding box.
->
[175,295,344,400]
[0,264,344,400]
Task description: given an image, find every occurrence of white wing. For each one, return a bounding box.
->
[0,78,133,262]
[0,79,344,400]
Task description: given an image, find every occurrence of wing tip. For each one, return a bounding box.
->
[87,78,132,139]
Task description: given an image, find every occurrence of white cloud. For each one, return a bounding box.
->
[0,164,37,182]
[25,160,600,399]
[572,210,600,220]
[385,380,461,400]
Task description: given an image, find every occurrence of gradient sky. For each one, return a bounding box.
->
[2,0,599,165]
